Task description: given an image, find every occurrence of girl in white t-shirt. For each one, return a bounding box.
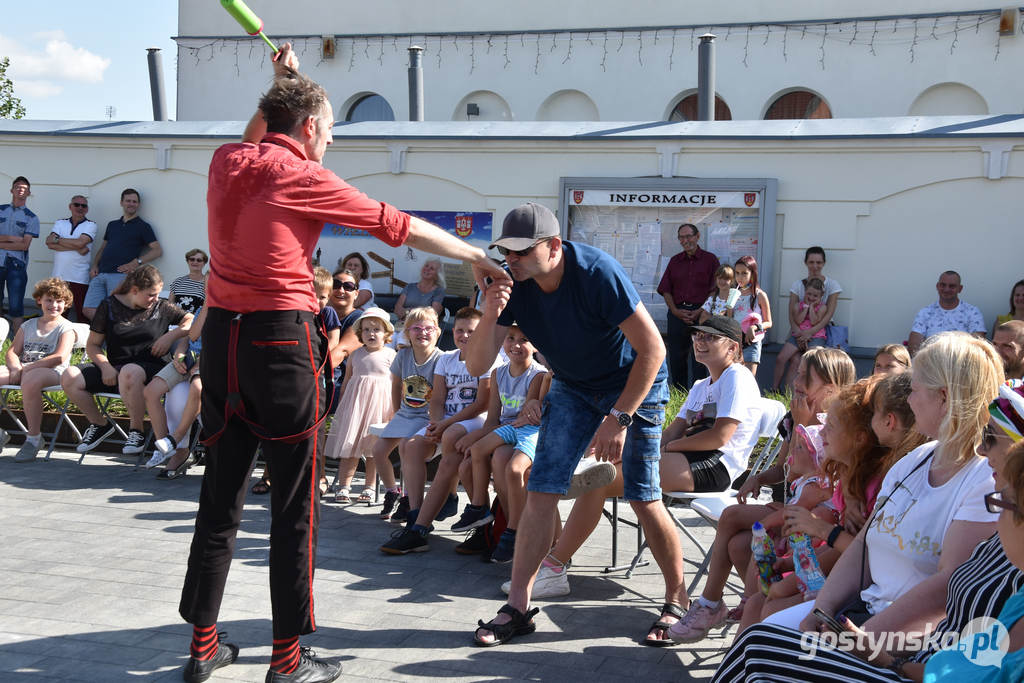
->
[4,278,77,462]
[699,265,741,323]
[762,332,1003,635]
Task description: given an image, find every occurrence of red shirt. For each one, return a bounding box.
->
[657,247,720,307]
[206,133,410,313]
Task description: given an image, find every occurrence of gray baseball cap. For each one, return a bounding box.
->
[489,202,560,251]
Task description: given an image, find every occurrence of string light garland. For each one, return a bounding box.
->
[177,10,1011,75]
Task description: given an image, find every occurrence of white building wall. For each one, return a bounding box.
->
[175,1,1024,121]
[1,126,1020,348]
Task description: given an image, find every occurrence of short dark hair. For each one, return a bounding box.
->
[339,252,370,279]
[121,188,140,201]
[12,176,30,189]
[259,70,330,135]
[804,246,826,262]
[678,223,699,237]
[455,306,482,321]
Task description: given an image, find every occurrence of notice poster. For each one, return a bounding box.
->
[565,183,769,332]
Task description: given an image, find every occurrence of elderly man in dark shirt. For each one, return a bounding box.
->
[657,223,719,389]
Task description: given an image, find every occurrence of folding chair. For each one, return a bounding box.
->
[621,397,787,592]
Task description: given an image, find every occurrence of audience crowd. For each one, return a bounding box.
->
[2,171,1024,680]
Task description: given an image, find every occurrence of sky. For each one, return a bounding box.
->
[1,2,179,121]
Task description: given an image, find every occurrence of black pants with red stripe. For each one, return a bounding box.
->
[179,308,329,639]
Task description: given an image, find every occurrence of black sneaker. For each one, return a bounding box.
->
[265,647,342,682]
[379,490,400,520]
[183,634,239,683]
[379,527,429,555]
[454,526,489,555]
[435,492,460,521]
[390,495,411,524]
[490,528,516,563]
[76,421,116,453]
[122,428,147,455]
[450,504,494,533]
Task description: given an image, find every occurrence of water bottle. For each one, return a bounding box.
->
[790,531,827,598]
[751,522,782,595]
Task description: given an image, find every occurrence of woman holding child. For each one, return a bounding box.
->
[713,332,1008,682]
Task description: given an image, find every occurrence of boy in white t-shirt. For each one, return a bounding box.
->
[382,307,496,554]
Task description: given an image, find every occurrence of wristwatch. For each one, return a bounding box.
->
[136,258,143,265]
[608,408,633,428]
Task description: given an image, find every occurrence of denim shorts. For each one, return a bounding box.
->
[743,339,762,363]
[0,255,28,317]
[494,423,540,460]
[84,272,128,309]
[528,378,668,502]
[786,334,826,348]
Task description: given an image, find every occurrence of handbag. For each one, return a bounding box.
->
[825,323,849,351]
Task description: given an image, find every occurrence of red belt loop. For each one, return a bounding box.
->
[203,312,331,447]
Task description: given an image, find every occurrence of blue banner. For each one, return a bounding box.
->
[322,210,493,242]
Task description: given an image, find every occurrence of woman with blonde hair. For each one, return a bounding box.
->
[737,332,1003,634]
[393,258,446,320]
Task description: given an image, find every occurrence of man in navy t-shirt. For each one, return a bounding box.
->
[466,203,686,646]
[82,188,162,320]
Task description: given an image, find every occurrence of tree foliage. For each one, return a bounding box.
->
[0,57,26,119]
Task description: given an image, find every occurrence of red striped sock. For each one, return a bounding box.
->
[270,635,300,674]
[190,624,218,661]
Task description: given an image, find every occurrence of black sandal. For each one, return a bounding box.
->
[156,453,196,481]
[473,604,540,647]
[251,478,271,495]
[642,602,685,647]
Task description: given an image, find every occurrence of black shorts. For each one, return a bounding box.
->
[685,449,732,492]
[78,361,164,394]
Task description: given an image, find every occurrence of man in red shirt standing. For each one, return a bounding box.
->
[178,44,508,683]
[657,223,719,389]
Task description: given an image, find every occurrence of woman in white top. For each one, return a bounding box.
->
[339,251,375,310]
[782,246,842,387]
[764,332,1002,637]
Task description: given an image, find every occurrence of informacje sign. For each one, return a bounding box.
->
[570,189,760,208]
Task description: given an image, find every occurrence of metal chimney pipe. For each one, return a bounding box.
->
[407,46,424,121]
[697,34,716,121]
[146,48,167,121]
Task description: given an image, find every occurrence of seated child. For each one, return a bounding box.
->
[666,422,831,643]
[143,305,207,479]
[772,277,828,390]
[62,266,192,455]
[5,278,77,462]
[380,307,498,554]
[371,307,443,520]
[326,307,396,503]
[450,324,549,562]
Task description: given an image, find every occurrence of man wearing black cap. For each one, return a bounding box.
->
[464,202,687,646]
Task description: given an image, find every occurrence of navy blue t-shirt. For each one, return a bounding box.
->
[97,217,157,273]
[497,241,668,393]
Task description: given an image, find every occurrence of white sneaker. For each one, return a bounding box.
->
[564,458,617,499]
[155,436,177,455]
[0,427,10,450]
[122,429,147,455]
[501,563,570,599]
[145,449,173,469]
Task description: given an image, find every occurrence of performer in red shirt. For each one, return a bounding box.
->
[178,44,508,683]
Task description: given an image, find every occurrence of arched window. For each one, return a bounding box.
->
[669,94,732,121]
[764,90,832,119]
[346,94,395,122]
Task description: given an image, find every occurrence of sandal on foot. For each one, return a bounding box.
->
[473,604,540,647]
[336,488,352,504]
[726,596,749,623]
[642,602,685,647]
[251,478,271,495]
[357,489,373,504]
[156,454,195,481]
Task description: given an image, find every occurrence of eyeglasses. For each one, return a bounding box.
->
[984,489,1020,515]
[678,232,699,241]
[71,202,88,208]
[981,424,1012,451]
[691,331,725,343]
[497,239,550,258]
[332,279,358,292]
[406,325,437,335]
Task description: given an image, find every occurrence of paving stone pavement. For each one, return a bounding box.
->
[0,450,734,682]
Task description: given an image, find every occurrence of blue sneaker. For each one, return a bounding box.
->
[436,493,459,521]
[490,528,516,563]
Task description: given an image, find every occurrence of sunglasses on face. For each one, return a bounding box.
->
[72,202,88,209]
[982,425,1012,451]
[187,257,206,263]
[332,279,358,292]
[984,489,1020,515]
[497,239,549,258]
